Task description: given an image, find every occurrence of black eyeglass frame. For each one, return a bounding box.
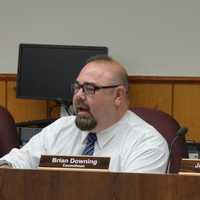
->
[71,81,122,95]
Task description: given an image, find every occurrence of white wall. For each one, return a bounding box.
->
[1,0,200,76]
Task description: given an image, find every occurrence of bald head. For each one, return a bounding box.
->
[83,55,129,86]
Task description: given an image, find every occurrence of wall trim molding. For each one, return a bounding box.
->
[0,74,16,81]
[1,74,200,83]
[129,76,200,83]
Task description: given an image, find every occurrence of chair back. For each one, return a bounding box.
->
[0,106,19,157]
[131,107,188,173]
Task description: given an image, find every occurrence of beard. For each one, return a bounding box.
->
[75,115,97,131]
[74,101,97,131]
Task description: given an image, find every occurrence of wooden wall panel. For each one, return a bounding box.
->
[6,81,48,123]
[129,83,173,115]
[0,81,6,107]
[2,74,200,141]
[173,84,200,141]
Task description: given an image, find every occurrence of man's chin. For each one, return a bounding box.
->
[75,115,97,131]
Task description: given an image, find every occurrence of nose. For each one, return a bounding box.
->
[73,87,86,100]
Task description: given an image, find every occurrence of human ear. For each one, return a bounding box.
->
[114,87,124,106]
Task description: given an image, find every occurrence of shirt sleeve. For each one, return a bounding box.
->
[0,128,47,169]
[0,116,75,169]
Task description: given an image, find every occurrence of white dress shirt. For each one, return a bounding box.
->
[0,110,169,173]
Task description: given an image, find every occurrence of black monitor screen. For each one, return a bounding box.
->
[16,44,108,102]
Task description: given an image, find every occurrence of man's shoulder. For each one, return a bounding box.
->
[38,115,82,142]
[43,115,77,133]
[122,110,151,128]
[52,115,76,125]
[122,110,164,139]
[120,111,168,153]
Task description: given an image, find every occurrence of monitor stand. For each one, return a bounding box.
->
[59,101,74,117]
[60,103,68,117]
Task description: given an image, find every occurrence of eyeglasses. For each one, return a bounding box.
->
[71,81,121,95]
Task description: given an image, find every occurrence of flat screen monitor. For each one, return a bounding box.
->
[16,44,108,103]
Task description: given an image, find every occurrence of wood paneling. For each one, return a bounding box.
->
[174,84,200,141]
[129,83,173,115]
[1,169,200,200]
[0,81,6,107]
[6,81,48,123]
[1,74,200,141]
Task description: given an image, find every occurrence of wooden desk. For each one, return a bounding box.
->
[0,169,200,200]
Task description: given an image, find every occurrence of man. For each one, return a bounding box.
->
[0,55,169,172]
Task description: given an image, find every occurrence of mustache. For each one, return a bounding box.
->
[74,101,90,111]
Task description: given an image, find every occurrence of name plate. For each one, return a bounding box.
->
[180,158,200,173]
[39,155,110,171]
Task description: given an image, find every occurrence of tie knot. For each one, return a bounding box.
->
[87,132,97,144]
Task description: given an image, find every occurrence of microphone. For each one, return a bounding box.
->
[165,127,188,173]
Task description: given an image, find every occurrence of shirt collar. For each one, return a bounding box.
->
[80,131,89,144]
[80,111,129,148]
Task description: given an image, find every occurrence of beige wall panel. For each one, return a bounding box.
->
[174,84,200,141]
[0,81,6,107]
[129,83,172,115]
[7,81,48,122]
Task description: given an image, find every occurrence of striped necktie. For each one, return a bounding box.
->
[82,132,97,155]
